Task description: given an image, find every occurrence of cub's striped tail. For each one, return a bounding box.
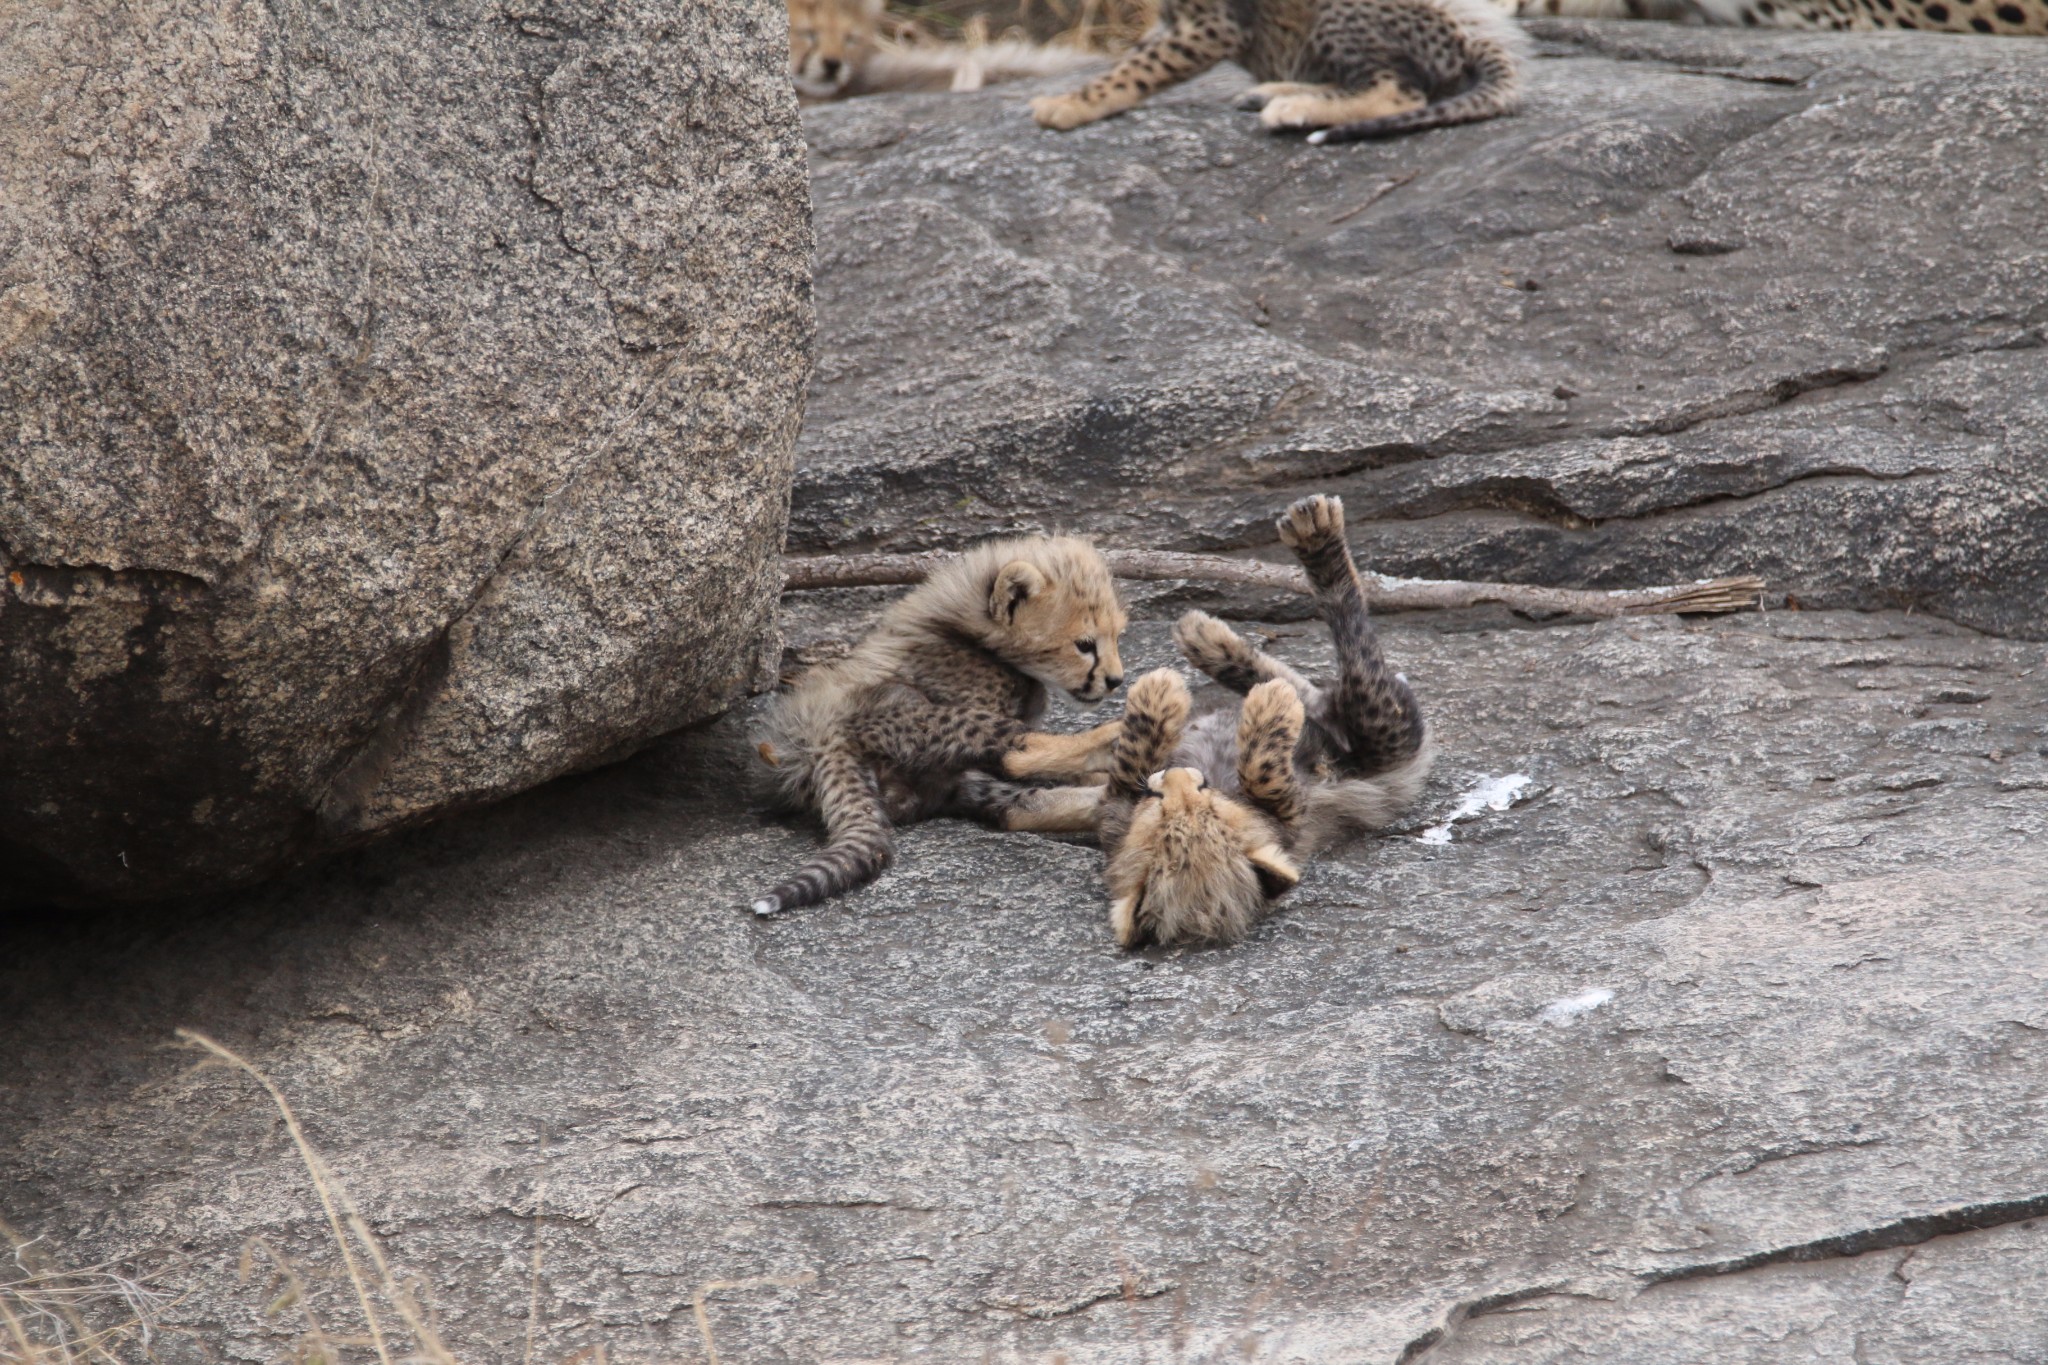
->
[752,742,894,915]
[1308,46,1520,144]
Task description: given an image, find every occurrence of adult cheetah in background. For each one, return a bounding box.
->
[1030,0,1525,143]
[1513,0,2045,31]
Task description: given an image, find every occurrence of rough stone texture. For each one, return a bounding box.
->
[0,0,813,905]
[6,22,2048,1365]
[795,22,2048,641]
[4,592,2045,1362]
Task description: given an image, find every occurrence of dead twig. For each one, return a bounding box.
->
[1327,169,1418,225]
[782,549,1764,620]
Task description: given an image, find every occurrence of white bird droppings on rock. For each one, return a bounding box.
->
[1419,773,1534,845]
[1539,988,1616,1027]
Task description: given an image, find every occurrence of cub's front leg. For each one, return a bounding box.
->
[1031,3,1240,131]
[1001,720,1124,782]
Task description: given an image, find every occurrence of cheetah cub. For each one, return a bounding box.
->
[1030,0,1524,143]
[753,536,1129,916]
[962,496,1431,946]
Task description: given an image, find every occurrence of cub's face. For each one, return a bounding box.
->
[986,556,1128,705]
[1107,769,1299,948]
[788,0,880,99]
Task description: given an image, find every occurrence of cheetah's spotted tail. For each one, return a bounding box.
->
[752,741,894,916]
[1308,44,1521,144]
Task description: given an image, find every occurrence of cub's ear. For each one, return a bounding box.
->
[990,560,1049,625]
[1245,843,1300,900]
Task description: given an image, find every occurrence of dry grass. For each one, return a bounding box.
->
[2,1032,808,1365]
[0,1221,176,1365]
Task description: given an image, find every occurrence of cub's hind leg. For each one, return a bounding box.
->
[954,772,1104,834]
[1235,81,1339,111]
[1236,680,1308,831]
[1275,495,1425,775]
[1259,72,1427,132]
[1107,669,1192,800]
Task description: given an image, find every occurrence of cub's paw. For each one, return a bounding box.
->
[1125,668,1192,732]
[1174,610,1258,675]
[955,769,1019,817]
[1031,94,1097,131]
[1233,82,1303,111]
[1276,494,1345,551]
[1240,678,1306,752]
[1258,96,1333,132]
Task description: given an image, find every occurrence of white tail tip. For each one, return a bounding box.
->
[752,898,780,916]
[1306,130,1330,145]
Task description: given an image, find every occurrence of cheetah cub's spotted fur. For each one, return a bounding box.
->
[1512,0,2044,33]
[1031,0,1525,143]
[961,496,1432,946]
[753,536,1129,916]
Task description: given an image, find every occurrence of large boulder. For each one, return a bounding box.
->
[0,0,813,904]
[795,21,2048,639]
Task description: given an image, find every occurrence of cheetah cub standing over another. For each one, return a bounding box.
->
[1030,0,1524,143]
[753,537,1129,916]
[961,496,1432,946]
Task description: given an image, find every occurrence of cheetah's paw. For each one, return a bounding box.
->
[1031,94,1097,131]
[1276,494,1345,550]
[1174,610,1257,673]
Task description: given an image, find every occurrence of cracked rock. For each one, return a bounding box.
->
[797,22,2048,639]
[0,0,813,904]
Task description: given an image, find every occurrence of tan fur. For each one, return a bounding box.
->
[1031,0,1525,142]
[789,0,1103,101]
[972,496,1431,949]
[1102,680,1311,948]
[753,535,1128,916]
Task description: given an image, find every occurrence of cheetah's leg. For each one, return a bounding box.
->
[1031,11,1240,131]
[1275,494,1426,776]
[1174,610,1324,705]
[1236,679,1308,830]
[1106,669,1191,801]
[1234,81,1338,112]
[1259,72,1427,132]
[1001,721,1124,781]
[954,772,1105,833]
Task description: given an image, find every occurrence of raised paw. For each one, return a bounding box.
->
[1276,494,1345,552]
[1240,678,1306,752]
[1110,668,1191,796]
[1031,93,1097,131]
[1174,610,1256,673]
[1125,668,1192,732]
[1237,679,1306,825]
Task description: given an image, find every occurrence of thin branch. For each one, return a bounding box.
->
[782,549,1764,619]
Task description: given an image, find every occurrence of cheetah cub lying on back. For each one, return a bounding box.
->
[964,496,1432,946]
[753,535,1129,916]
[1030,0,1524,143]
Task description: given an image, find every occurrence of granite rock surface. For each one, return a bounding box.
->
[3,593,2043,1362]
[5,20,2047,1365]
[797,22,2048,640]
[0,0,813,904]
